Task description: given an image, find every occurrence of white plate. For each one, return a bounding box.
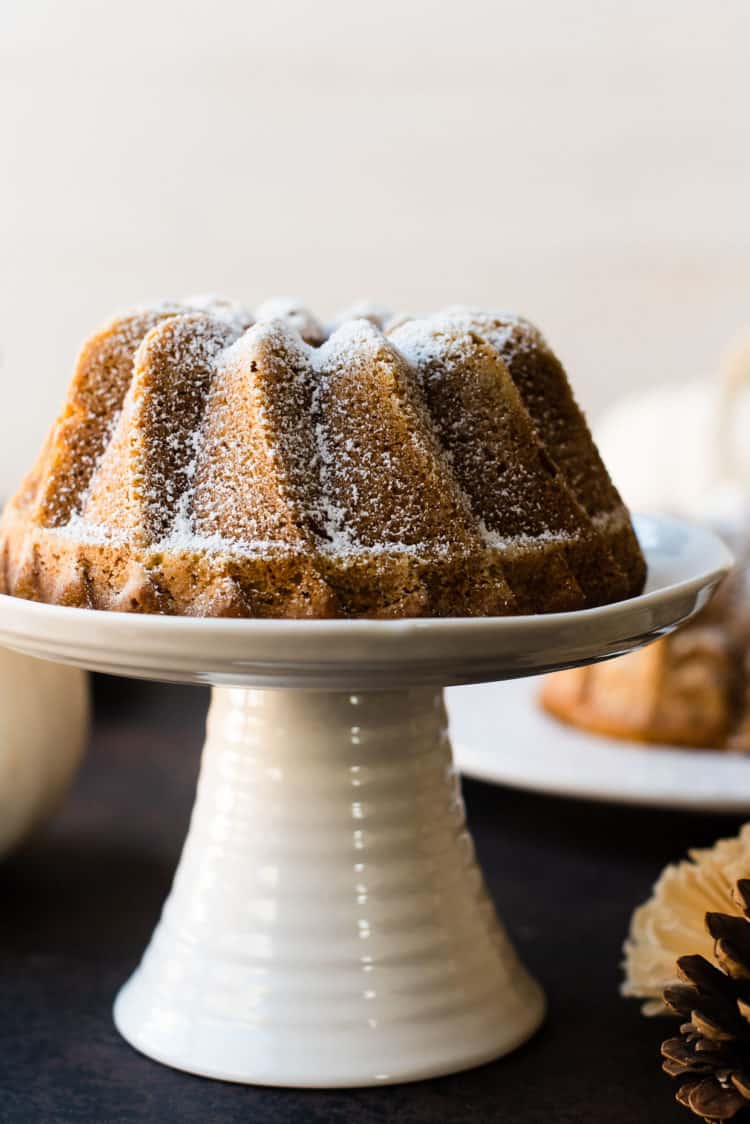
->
[448,676,750,813]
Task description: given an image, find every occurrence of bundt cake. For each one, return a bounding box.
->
[0,298,646,618]
[540,542,750,749]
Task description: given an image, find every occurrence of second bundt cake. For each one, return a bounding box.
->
[0,298,646,618]
[540,541,750,749]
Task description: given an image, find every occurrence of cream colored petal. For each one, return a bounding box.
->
[622,824,750,1014]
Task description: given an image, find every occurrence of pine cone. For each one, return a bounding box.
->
[662,879,750,1121]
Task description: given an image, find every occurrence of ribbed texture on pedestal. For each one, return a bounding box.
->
[115,687,544,1086]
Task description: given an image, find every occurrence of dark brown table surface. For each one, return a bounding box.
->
[0,676,742,1124]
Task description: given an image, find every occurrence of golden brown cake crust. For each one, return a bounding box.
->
[540,548,750,750]
[539,639,735,749]
[0,299,646,619]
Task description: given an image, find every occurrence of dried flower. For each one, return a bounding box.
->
[623,825,750,1015]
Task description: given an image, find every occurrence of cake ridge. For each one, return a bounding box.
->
[311,317,482,555]
[83,312,243,547]
[431,306,646,598]
[391,317,596,610]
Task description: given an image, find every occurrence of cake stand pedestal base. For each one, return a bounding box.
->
[114,686,545,1087]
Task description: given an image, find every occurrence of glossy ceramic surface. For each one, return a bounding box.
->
[115,688,544,1085]
[450,677,750,813]
[0,516,731,1086]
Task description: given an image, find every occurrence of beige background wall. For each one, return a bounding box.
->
[1,0,749,494]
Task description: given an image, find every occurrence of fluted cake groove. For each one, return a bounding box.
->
[0,296,646,618]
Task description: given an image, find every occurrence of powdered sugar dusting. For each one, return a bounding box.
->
[438,306,543,361]
[310,320,385,553]
[40,298,635,591]
[478,520,572,550]
[329,301,392,333]
[182,294,253,332]
[314,317,391,373]
[390,316,482,375]
[254,298,326,346]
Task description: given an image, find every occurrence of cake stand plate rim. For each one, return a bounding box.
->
[0,515,731,688]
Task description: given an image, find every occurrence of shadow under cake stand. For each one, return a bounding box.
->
[0,515,731,1088]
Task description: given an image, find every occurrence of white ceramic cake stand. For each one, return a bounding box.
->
[0,515,731,1088]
